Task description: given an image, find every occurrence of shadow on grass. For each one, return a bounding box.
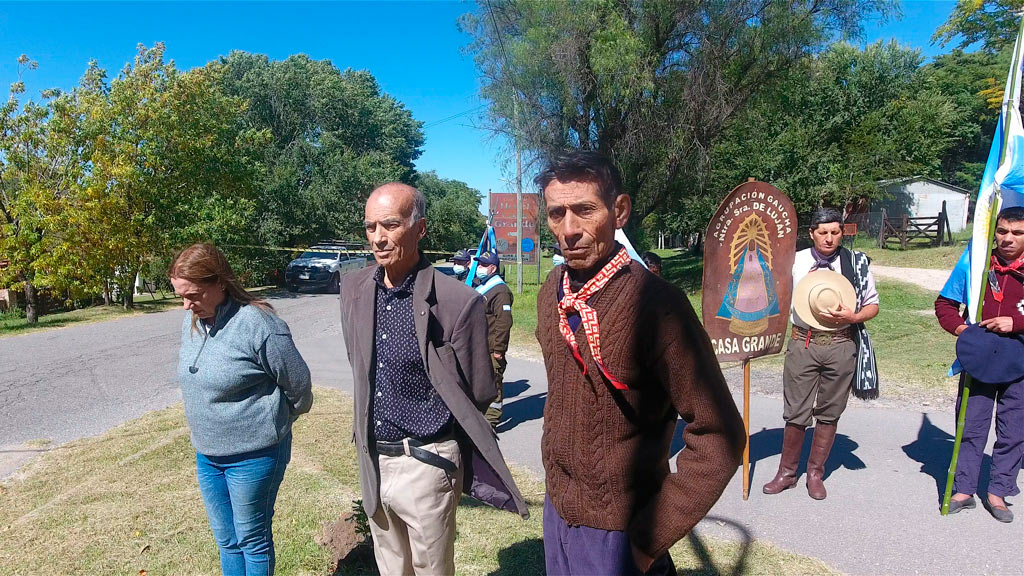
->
[659,251,705,294]
[679,517,753,576]
[488,537,545,576]
[483,519,754,575]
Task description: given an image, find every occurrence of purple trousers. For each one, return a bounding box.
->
[543,496,675,576]
[954,375,1024,498]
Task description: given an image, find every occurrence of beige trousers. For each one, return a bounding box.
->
[369,438,463,576]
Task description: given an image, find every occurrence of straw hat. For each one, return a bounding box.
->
[793,269,857,331]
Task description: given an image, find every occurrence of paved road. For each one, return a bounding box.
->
[2,292,1021,575]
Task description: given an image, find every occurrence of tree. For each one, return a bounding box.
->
[922,48,1010,193]
[934,0,1024,54]
[0,55,89,323]
[416,172,486,252]
[461,0,895,227]
[217,52,425,277]
[70,44,262,308]
[707,42,963,218]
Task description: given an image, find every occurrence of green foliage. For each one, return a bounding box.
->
[922,48,1010,193]
[0,54,89,321]
[62,44,262,307]
[3,46,428,316]
[707,41,965,220]
[416,171,485,252]
[217,52,425,277]
[933,0,1024,54]
[461,0,895,227]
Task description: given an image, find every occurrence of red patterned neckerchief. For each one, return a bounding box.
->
[558,246,632,390]
[990,253,1024,275]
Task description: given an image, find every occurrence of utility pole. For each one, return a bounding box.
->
[537,190,542,285]
[513,89,523,294]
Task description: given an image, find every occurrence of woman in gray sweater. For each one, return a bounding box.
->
[170,243,313,576]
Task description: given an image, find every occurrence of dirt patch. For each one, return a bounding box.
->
[872,265,949,292]
[318,514,377,575]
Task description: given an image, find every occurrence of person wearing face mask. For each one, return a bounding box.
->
[474,250,514,428]
[551,246,566,268]
[451,249,472,283]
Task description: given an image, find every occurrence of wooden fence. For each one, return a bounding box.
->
[877,201,954,249]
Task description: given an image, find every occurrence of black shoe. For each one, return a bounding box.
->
[983,498,1014,523]
[947,496,976,514]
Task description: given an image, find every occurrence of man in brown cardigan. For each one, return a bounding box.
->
[535,152,745,575]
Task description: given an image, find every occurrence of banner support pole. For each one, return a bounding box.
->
[743,358,751,501]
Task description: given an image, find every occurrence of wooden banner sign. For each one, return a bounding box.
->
[702,181,796,363]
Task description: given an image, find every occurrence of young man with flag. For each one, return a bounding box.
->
[935,206,1024,523]
[534,151,744,574]
[473,250,514,428]
[933,16,1024,520]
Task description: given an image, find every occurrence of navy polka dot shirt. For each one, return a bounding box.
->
[370,266,453,442]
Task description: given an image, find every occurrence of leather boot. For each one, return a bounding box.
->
[806,422,837,500]
[762,423,806,494]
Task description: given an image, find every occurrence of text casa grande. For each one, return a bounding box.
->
[710,332,784,356]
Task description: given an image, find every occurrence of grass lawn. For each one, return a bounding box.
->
[0,388,837,576]
[0,294,182,338]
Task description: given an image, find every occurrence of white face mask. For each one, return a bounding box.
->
[475,265,491,279]
[452,264,466,275]
[552,254,565,267]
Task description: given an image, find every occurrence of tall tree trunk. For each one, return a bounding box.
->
[122,285,134,310]
[103,280,111,306]
[122,269,137,310]
[23,279,38,324]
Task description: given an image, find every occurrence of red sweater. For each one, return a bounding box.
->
[935,267,1024,335]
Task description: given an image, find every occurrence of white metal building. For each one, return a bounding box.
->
[875,177,971,233]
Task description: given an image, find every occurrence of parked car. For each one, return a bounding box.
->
[285,243,368,293]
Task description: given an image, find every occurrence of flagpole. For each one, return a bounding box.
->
[942,16,1024,516]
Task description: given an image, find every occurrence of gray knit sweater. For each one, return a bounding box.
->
[177,298,313,456]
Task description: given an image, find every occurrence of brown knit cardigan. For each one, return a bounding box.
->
[537,261,745,560]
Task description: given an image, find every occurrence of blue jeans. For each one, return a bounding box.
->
[196,433,291,576]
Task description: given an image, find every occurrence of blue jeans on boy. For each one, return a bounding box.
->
[196,432,292,576]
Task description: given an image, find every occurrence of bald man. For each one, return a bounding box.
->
[339,183,527,575]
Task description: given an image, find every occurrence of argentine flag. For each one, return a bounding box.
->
[466,223,498,286]
[940,18,1024,374]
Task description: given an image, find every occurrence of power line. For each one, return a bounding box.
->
[423,104,488,129]
[484,0,517,97]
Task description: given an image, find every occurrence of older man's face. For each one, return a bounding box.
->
[364,188,425,270]
[543,178,629,271]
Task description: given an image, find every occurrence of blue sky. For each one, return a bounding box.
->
[0,1,962,212]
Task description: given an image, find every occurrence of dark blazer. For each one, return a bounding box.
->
[340,256,528,518]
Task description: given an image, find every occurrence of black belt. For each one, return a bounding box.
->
[375,437,457,474]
